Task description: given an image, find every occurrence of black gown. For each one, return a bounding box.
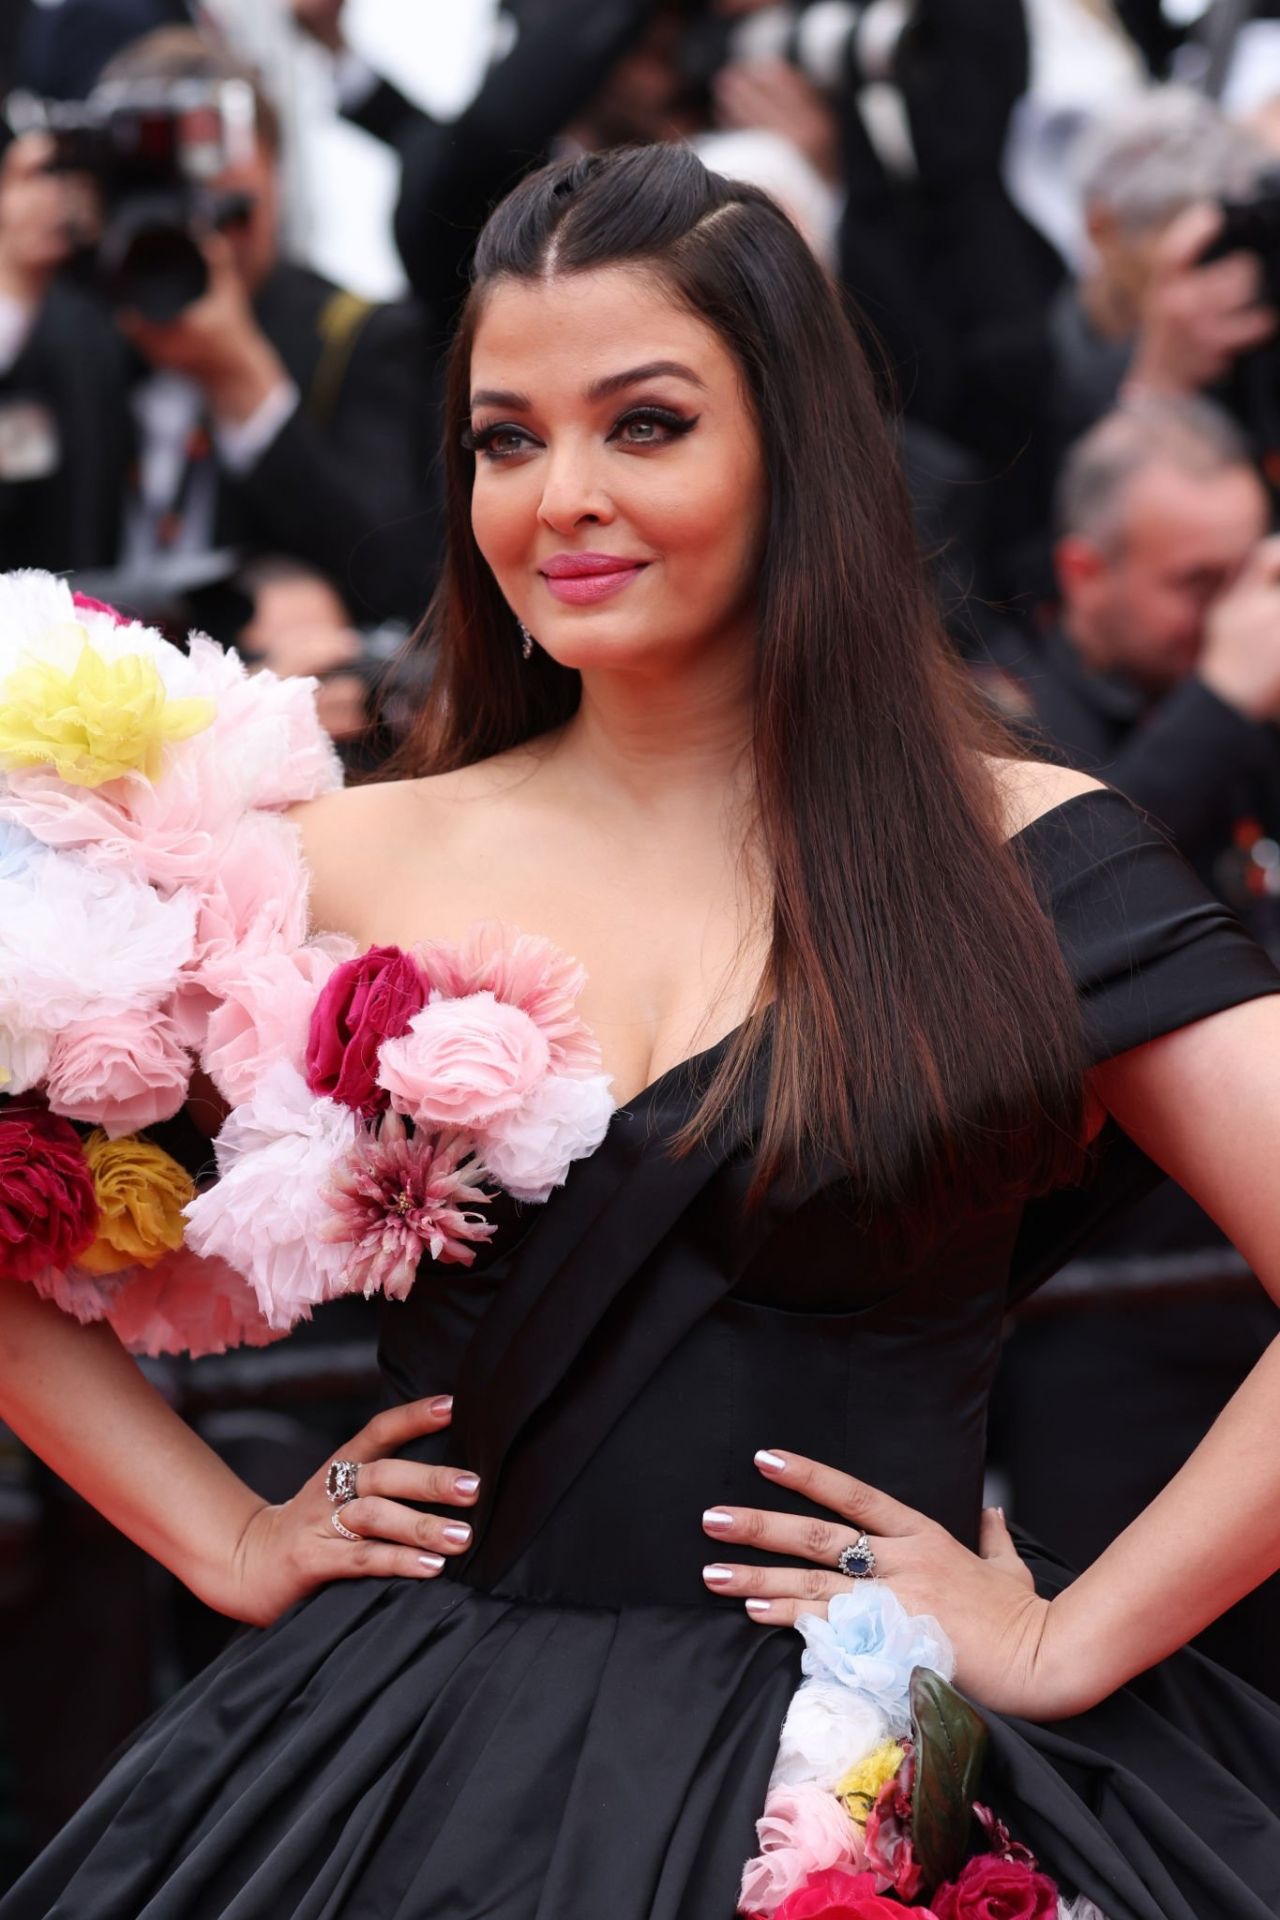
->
[7,789,1280,1920]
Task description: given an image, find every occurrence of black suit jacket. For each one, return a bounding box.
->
[0,261,439,625]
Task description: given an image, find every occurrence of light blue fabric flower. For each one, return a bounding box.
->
[797,1584,954,1732]
[0,818,44,883]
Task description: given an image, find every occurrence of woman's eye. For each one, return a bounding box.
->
[464,423,534,460]
[612,408,695,448]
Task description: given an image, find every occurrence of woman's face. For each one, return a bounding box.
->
[467,266,767,676]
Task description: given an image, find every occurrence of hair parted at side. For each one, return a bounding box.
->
[392,143,1088,1235]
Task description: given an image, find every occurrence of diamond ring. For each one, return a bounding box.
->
[331,1506,361,1542]
[325,1459,360,1506]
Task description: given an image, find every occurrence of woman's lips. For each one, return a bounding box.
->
[540,560,648,606]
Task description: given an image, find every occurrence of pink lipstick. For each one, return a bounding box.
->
[539,552,648,606]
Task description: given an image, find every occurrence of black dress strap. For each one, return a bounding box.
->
[1008,788,1280,1302]
[1014,787,1280,1065]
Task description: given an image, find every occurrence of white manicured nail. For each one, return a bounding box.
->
[755,1450,787,1472]
[418,1553,445,1571]
[703,1508,734,1529]
[703,1564,734,1584]
[745,1598,774,1616]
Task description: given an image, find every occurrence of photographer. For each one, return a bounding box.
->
[1051,87,1275,447]
[0,28,437,630]
[989,396,1280,878]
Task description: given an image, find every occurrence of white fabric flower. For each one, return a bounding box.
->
[0,571,190,691]
[767,1682,890,1793]
[184,1063,359,1330]
[0,850,196,1036]
[798,1585,955,1734]
[0,570,78,680]
[478,1070,615,1203]
[185,637,342,810]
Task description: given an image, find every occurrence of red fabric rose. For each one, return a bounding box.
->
[773,1868,934,1920]
[0,1099,98,1281]
[932,1854,1058,1920]
[304,945,429,1115]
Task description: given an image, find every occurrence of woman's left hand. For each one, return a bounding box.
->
[701,1449,1060,1716]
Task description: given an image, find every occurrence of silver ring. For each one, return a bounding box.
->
[325,1459,360,1506]
[836,1532,877,1580]
[331,1505,361,1543]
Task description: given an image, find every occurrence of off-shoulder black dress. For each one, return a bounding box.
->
[6,789,1280,1920]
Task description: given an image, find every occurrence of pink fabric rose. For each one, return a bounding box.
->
[932,1856,1058,1920]
[0,1099,98,1282]
[0,753,239,894]
[189,811,311,984]
[30,1261,128,1324]
[106,1248,283,1358]
[44,1006,192,1137]
[376,992,551,1129]
[771,1868,931,1920]
[203,938,354,1109]
[739,1786,866,1918]
[415,922,602,1075]
[305,945,429,1115]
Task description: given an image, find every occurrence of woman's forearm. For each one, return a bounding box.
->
[0,1275,267,1615]
[1044,1333,1280,1713]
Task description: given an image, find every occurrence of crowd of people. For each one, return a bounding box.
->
[1,0,1280,1876]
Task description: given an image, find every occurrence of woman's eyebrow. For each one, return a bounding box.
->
[584,361,707,400]
[468,362,707,413]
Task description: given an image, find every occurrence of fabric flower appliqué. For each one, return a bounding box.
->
[798,1586,954,1732]
[0,638,214,787]
[320,1110,495,1295]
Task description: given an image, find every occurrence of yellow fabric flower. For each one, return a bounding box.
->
[835,1739,908,1826]
[78,1132,194,1275]
[0,636,214,787]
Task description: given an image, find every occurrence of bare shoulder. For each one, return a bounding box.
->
[980,755,1107,844]
[287,745,549,941]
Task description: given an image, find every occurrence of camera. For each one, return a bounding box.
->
[4,77,257,321]
[679,2,913,102]
[1203,167,1280,308]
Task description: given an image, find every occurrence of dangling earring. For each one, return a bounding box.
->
[518,621,535,661]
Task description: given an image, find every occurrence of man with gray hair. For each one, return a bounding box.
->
[1002,393,1280,866]
[1050,87,1276,448]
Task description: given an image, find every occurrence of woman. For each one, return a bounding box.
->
[3,144,1280,1918]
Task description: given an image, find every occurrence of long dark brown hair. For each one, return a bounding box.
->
[394,144,1088,1234]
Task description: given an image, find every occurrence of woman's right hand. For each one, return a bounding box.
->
[223,1395,480,1627]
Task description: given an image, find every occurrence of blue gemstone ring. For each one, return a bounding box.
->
[836,1533,877,1580]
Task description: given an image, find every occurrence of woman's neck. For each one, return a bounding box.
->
[550,643,756,822]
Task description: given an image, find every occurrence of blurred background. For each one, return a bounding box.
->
[2,0,1280,1879]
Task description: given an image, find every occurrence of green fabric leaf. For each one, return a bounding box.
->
[909,1666,989,1891]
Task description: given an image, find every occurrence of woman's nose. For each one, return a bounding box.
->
[536,446,615,534]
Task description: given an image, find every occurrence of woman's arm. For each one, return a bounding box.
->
[0,1277,480,1626]
[700,992,1280,1718]
[0,1275,266,1610]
